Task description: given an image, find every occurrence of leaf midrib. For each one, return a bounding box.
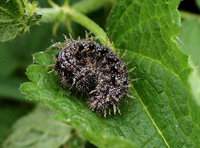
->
[131,85,170,148]
[129,49,198,147]
[128,50,185,148]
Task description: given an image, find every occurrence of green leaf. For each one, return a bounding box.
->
[20,49,138,148]
[0,100,31,145]
[178,18,200,118]
[0,0,41,42]
[196,0,200,9]
[0,78,25,100]
[107,0,200,147]
[179,18,200,72]
[2,105,80,148]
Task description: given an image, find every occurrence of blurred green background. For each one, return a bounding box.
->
[0,0,200,147]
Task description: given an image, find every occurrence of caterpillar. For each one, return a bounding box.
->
[49,34,136,117]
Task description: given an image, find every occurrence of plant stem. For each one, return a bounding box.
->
[37,0,111,23]
[36,0,115,49]
[68,8,108,46]
[180,10,200,21]
[71,0,111,14]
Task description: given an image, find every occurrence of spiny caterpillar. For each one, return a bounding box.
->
[49,34,136,117]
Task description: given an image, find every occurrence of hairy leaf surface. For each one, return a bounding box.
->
[107,0,200,147]
[0,0,41,42]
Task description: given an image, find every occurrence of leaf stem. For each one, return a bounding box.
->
[36,0,114,48]
[71,0,112,14]
[36,0,114,47]
[67,8,109,46]
[37,0,111,23]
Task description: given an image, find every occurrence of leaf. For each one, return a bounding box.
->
[0,78,25,100]
[0,17,89,101]
[2,105,83,148]
[196,0,200,9]
[0,0,41,42]
[107,0,200,147]
[179,18,200,72]
[0,100,31,145]
[178,18,200,118]
[20,49,138,148]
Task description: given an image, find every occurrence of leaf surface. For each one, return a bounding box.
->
[0,0,41,42]
[179,18,200,71]
[0,100,31,145]
[2,105,76,148]
[107,0,200,147]
[178,18,200,116]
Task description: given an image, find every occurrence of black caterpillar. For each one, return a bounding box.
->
[51,35,134,117]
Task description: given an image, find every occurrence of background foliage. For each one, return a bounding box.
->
[0,0,200,148]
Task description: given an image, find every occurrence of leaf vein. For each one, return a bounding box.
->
[129,51,179,78]
[131,85,170,148]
